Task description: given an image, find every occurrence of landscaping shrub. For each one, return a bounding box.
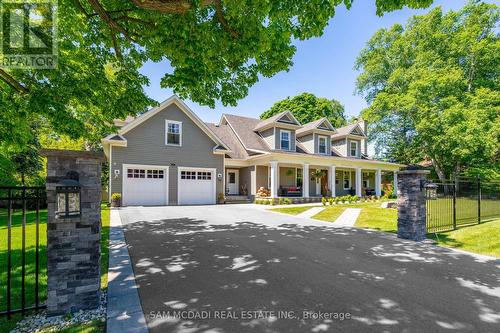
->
[283,198,291,205]
[321,197,327,206]
[328,197,334,205]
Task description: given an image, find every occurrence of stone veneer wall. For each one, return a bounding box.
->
[396,169,430,241]
[43,149,103,315]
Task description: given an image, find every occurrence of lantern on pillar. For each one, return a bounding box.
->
[56,171,81,218]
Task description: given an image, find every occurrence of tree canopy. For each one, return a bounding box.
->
[260,92,347,128]
[355,0,500,181]
[0,0,434,150]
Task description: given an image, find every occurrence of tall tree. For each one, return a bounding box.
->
[0,0,434,148]
[260,92,347,127]
[355,1,500,181]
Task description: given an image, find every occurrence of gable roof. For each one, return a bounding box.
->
[296,118,335,137]
[253,111,301,131]
[222,114,270,152]
[104,95,228,151]
[331,122,366,139]
[206,123,249,159]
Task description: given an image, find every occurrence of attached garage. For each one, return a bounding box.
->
[178,167,216,205]
[122,165,168,206]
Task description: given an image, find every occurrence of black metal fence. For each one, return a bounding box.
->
[426,178,500,233]
[0,186,47,317]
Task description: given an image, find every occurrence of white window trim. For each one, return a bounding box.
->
[165,119,182,146]
[343,171,351,190]
[280,129,291,151]
[318,135,328,155]
[350,140,358,157]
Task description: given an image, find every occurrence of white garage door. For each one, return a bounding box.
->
[123,166,168,206]
[178,168,216,205]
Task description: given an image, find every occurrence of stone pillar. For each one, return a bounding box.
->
[397,169,430,241]
[355,167,362,197]
[329,165,336,197]
[42,149,104,315]
[303,163,310,198]
[375,169,382,197]
[270,161,279,198]
[393,171,398,198]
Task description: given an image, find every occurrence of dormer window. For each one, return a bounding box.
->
[280,130,291,150]
[166,120,182,146]
[318,136,327,154]
[350,141,358,157]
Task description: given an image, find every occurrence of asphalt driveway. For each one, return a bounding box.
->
[119,204,500,332]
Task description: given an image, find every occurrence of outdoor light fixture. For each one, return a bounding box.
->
[425,183,438,200]
[56,171,81,218]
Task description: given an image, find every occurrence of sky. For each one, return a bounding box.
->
[139,0,478,125]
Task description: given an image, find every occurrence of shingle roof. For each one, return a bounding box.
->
[253,111,300,131]
[206,123,249,159]
[296,118,335,136]
[223,114,271,152]
[331,122,366,139]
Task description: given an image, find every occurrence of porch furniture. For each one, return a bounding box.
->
[279,186,302,197]
[365,188,375,196]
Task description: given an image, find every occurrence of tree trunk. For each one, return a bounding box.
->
[453,163,461,194]
[431,158,446,183]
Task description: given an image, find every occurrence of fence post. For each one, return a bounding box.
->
[452,183,457,230]
[397,168,430,241]
[477,176,481,224]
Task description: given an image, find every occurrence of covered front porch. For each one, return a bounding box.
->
[225,158,399,199]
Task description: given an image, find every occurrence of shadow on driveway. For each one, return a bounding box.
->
[122,216,500,332]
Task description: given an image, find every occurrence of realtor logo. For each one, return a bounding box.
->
[0,0,58,69]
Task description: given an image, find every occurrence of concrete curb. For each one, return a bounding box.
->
[107,209,149,333]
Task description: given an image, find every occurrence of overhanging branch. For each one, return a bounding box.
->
[0,69,29,94]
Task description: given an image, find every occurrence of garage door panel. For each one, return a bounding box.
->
[178,169,216,205]
[123,166,168,206]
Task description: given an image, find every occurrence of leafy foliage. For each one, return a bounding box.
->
[0,0,434,150]
[355,1,500,181]
[260,92,347,127]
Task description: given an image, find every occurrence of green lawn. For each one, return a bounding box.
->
[428,219,500,258]
[305,200,499,258]
[0,204,110,333]
[270,205,320,215]
[0,208,48,313]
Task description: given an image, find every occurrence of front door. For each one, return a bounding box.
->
[226,169,239,195]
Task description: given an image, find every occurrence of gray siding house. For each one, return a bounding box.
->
[103,95,401,206]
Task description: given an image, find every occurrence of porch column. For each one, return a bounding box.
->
[375,169,382,197]
[393,171,398,197]
[270,161,279,198]
[250,165,257,196]
[355,167,362,197]
[329,165,336,197]
[303,163,310,198]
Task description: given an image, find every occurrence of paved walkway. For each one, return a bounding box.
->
[333,208,362,227]
[107,209,148,333]
[296,206,325,218]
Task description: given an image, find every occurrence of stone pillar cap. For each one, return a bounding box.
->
[398,170,430,175]
[41,149,105,161]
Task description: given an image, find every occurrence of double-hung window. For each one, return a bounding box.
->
[318,136,327,154]
[350,141,358,157]
[280,130,291,150]
[343,171,351,190]
[166,120,182,146]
